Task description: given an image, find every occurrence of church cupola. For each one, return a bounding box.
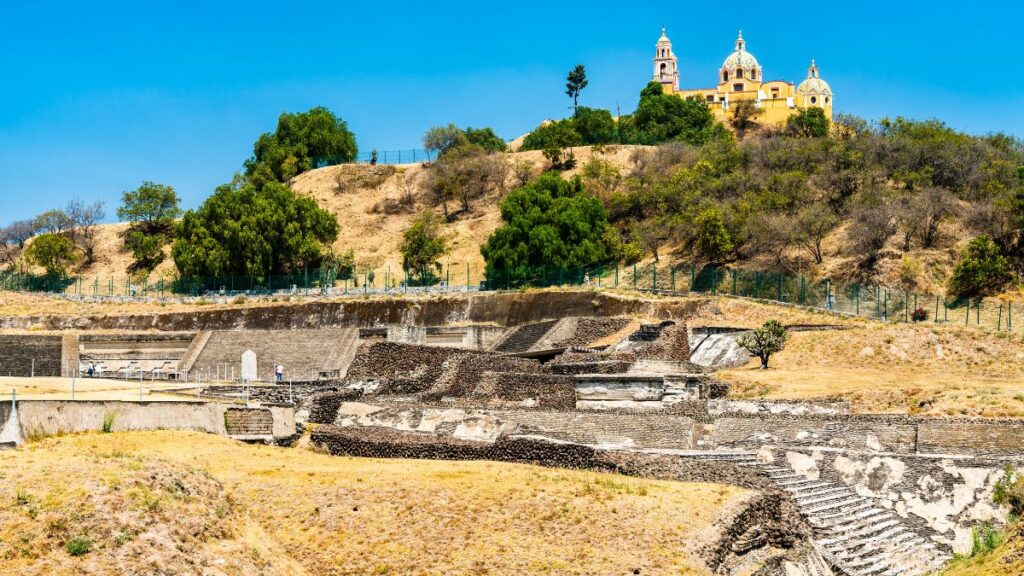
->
[796,59,833,108]
[720,30,763,88]
[653,26,679,91]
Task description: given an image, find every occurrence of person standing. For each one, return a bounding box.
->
[275,364,284,383]
[87,361,95,378]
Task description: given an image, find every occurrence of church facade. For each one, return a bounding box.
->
[653,28,832,127]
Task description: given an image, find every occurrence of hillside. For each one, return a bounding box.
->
[19,133,1022,300]
[0,431,747,575]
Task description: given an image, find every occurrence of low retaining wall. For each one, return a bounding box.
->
[7,400,294,445]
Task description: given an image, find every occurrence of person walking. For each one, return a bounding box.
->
[583,273,591,288]
[87,361,95,378]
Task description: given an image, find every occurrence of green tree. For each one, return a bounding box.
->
[633,82,727,145]
[33,209,72,234]
[736,320,789,369]
[25,233,77,276]
[481,172,610,271]
[693,206,734,262]
[565,64,588,113]
[117,182,182,272]
[464,127,507,153]
[572,107,617,145]
[117,182,181,231]
[786,107,830,138]
[171,180,339,280]
[949,235,1012,297]
[401,211,449,281]
[244,107,357,187]
[423,124,468,159]
[520,119,583,152]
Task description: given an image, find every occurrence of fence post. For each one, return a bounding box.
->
[633,264,637,289]
[614,262,619,288]
[904,292,909,322]
[965,299,970,325]
[935,295,940,323]
[976,299,981,325]
[733,270,738,296]
[671,265,676,292]
[652,265,656,291]
[998,303,1003,331]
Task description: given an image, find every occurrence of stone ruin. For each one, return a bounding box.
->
[3,287,1021,576]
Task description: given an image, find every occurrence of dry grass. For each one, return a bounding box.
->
[0,431,746,575]
[718,321,1024,416]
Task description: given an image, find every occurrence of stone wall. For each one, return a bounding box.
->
[11,400,294,443]
[223,407,275,437]
[0,290,706,332]
[0,335,63,377]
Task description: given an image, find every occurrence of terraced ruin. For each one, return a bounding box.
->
[0,289,1021,575]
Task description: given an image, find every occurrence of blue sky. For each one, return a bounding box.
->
[2,1,1022,225]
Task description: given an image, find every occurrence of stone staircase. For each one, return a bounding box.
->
[627,321,675,342]
[492,320,559,353]
[765,464,951,576]
[675,452,951,576]
[190,328,353,382]
[320,328,360,378]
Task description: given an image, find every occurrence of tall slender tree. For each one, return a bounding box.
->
[565,65,588,113]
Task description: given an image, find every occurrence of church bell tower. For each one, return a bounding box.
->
[653,27,679,91]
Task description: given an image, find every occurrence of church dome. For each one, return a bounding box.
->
[797,60,832,95]
[722,31,760,70]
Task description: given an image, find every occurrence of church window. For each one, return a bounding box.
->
[751,70,757,80]
[771,89,779,98]
[825,96,830,104]
[733,83,744,92]
[737,69,743,78]
[810,96,817,104]
[723,71,729,81]
[706,94,714,102]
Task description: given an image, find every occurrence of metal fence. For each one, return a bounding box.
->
[354,148,435,165]
[1,263,1019,334]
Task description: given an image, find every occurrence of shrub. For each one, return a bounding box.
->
[102,411,116,433]
[400,212,449,282]
[25,233,77,276]
[993,464,1024,520]
[66,536,93,557]
[949,236,1012,298]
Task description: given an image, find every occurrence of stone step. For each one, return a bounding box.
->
[799,490,858,507]
[804,496,868,514]
[795,487,850,502]
[785,481,831,493]
[811,501,874,523]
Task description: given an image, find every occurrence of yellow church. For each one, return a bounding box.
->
[653,28,833,127]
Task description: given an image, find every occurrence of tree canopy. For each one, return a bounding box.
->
[481,172,610,271]
[117,182,181,231]
[565,64,588,112]
[171,180,339,280]
[400,211,449,281]
[25,233,77,277]
[244,107,357,188]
